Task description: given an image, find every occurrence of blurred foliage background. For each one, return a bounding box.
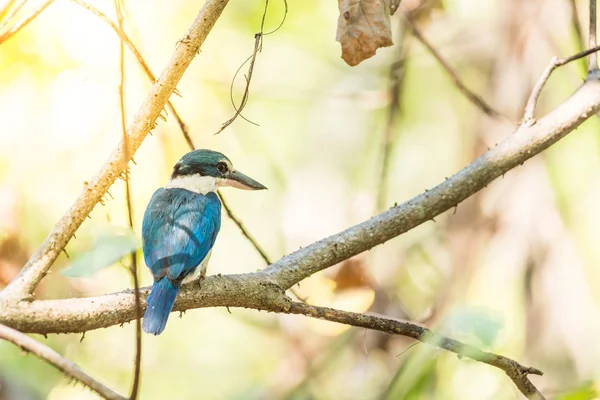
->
[1,0,600,399]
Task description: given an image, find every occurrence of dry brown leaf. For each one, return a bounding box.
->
[336,0,394,66]
[330,258,373,292]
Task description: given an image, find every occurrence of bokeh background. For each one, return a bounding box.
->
[1,0,600,398]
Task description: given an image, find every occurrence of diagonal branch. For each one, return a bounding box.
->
[0,0,27,30]
[402,13,510,122]
[0,0,55,45]
[68,0,192,152]
[0,0,231,301]
[287,302,545,400]
[569,0,585,53]
[0,324,127,400]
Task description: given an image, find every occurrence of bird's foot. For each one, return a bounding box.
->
[197,274,206,289]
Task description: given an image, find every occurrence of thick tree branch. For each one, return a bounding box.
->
[0,0,230,301]
[0,324,127,400]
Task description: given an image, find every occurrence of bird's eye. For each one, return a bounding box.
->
[216,162,228,174]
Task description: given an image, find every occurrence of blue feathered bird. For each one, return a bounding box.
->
[142,149,267,335]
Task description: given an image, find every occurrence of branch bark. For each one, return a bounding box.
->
[0,324,127,400]
[0,0,230,301]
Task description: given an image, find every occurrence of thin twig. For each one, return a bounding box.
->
[0,0,54,45]
[0,0,25,30]
[402,13,510,122]
[218,191,271,264]
[589,0,598,72]
[377,23,409,212]
[113,0,141,398]
[523,44,600,124]
[215,0,288,134]
[0,0,17,23]
[0,324,127,400]
[214,33,261,134]
[562,0,587,77]
[68,0,191,147]
[286,302,546,400]
[0,0,231,301]
[569,0,585,52]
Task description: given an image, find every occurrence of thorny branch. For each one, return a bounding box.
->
[0,0,231,301]
[0,324,127,400]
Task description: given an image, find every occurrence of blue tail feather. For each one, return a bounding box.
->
[143,278,180,335]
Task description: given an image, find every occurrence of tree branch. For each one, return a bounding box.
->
[0,0,27,30]
[589,0,598,72]
[286,302,545,400]
[0,0,230,301]
[113,0,141,397]
[0,324,127,400]
[377,23,409,212]
[523,44,600,124]
[0,0,55,45]
[68,0,191,147]
[402,13,510,122]
[569,0,585,53]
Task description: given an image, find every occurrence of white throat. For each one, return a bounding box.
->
[165,174,221,195]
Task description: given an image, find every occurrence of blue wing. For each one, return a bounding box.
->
[142,188,222,283]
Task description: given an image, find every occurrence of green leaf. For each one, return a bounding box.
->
[61,227,140,278]
[444,307,504,348]
[555,382,598,400]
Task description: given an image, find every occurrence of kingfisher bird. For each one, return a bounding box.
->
[141,149,267,335]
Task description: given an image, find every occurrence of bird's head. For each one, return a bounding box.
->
[168,149,267,194]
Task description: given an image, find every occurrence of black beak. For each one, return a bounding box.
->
[224,170,267,190]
